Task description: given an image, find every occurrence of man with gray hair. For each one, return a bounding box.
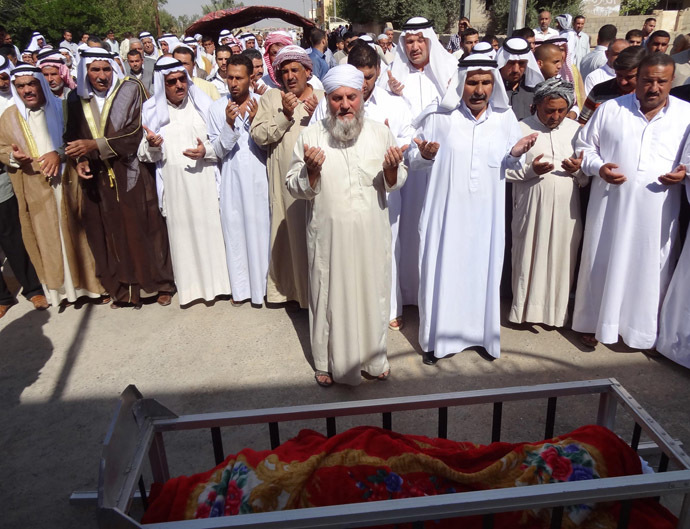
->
[286,64,407,387]
[506,78,588,327]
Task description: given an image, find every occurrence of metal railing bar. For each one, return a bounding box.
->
[211,427,224,465]
[438,407,448,439]
[550,505,564,529]
[616,499,632,529]
[137,476,148,511]
[269,422,280,449]
[492,402,502,443]
[631,423,642,452]
[382,412,392,431]
[545,397,557,439]
[326,417,336,438]
[152,380,615,432]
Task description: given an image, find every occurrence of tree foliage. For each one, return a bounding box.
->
[201,0,243,16]
[340,0,459,33]
[485,0,584,34]
[619,0,658,15]
[0,0,200,47]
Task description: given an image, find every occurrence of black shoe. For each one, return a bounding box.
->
[423,352,438,365]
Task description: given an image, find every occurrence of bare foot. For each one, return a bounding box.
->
[580,334,598,348]
[389,317,403,331]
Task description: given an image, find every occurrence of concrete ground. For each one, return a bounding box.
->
[1,284,689,528]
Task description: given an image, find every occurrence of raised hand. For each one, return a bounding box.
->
[246,97,259,123]
[561,150,583,174]
[531,153,554,175]
[281,90,299,120]
[11,143,32,165]
[387,70,404,96]
[182,138,206,160]
[302,94,319,117]
[142,125,163,147]
[37,151,61,178]
[413,137,440,160]
[303,143,325,189]
[658,164,686,185]
[65,139,98,158]
[225,100,241,127]
[383,144,409,170]
[253,82,267,95]
[76,160,93,179]
[510,133,539,157]
[599,163,626,185]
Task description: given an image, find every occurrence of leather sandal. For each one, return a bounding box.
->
[314,370,333,387]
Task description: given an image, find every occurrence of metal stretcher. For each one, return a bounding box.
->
[70,378,690,528]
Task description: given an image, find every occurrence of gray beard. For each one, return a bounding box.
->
[325,106,364,147]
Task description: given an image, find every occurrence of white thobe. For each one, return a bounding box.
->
[506,115,588,327]
[533,27,560,43]
[393,65,443,308]
[410,102,523,359]
[207,70,229,96]
[310,86,415,320]
[208,93,270,305]
[286,119,407,385]
[658,161,690,367]
[573,94,690,349]
[21,109,101,305]
[138,98,231,305]
[573,32,590,68]
[584,63,615,97]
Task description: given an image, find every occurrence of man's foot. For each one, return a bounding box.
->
[377,369,391,381]
[99,295,111,305]
[423,352,438,365]
[388,317,404,331]
[0,303,13,319]
[157,293,172,306]
[230,297,245,307]
[29,294,49,310]
[643,348,661,358]
[315,370,333,387]
[580,334,598,348]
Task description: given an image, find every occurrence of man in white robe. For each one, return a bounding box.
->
[506,78,588,327]
[208,54,269,306]
[139,56,230,306]
[286,65,408,386]
[657,137,690,367]
[379,17,458,319]
[408,55,537,364]
[139,32,160,60]
[573,53,690,349]
[310,42,414,329]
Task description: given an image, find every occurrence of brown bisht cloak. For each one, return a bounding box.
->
[0,105,104,296]
[63,78,175,304]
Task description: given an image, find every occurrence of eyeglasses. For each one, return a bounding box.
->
[165,76,188,87]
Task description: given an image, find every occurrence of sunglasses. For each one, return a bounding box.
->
[165,76,188,87]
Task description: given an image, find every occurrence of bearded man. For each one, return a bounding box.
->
[0,64,105,307]
[506,78,588,327]
[36,48,75,100]
[63,47,175,308]
[250,45,324,309]
[287,64,407,387]
[408,55,537,365]
[139,57,230,306]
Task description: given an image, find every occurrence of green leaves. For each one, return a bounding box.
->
[339,0,459,33]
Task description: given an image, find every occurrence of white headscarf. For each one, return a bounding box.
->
[218,29,232,46]
[471,41,497,60]
[76,47,124,98]
[495,37,544,88]
[322,64,364,94]
[180,37,206,70]
[26,32,45,52]
[384,17,457,97]
[158,34,181,55]
[436,54,509,114]
[9,64,64,154]
[0,55,13,76]
[141,56,214,210]
[239,33,256,50]
[139,32,160,58]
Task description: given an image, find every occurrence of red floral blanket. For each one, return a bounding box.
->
[142,424,677,528]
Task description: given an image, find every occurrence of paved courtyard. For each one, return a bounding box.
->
[1,287,689,528]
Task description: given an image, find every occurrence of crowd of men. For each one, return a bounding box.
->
[0,13,689,387]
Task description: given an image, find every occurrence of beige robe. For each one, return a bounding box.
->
[0,105,104,304]
[250,87,324,308]
[506,115,588,327]
[286,119,407,385]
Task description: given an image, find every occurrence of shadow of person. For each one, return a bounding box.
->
[0,309,52,408]
[285,306,314,369]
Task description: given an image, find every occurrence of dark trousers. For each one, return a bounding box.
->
[0,194,43,305]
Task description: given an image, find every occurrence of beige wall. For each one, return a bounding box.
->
[581,9,689,47]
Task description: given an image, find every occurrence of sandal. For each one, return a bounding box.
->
[580,334,598,348]
[314,370,333,387]
[389,317,404,331]
[377,369,391,381]
[99,295,112,305]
